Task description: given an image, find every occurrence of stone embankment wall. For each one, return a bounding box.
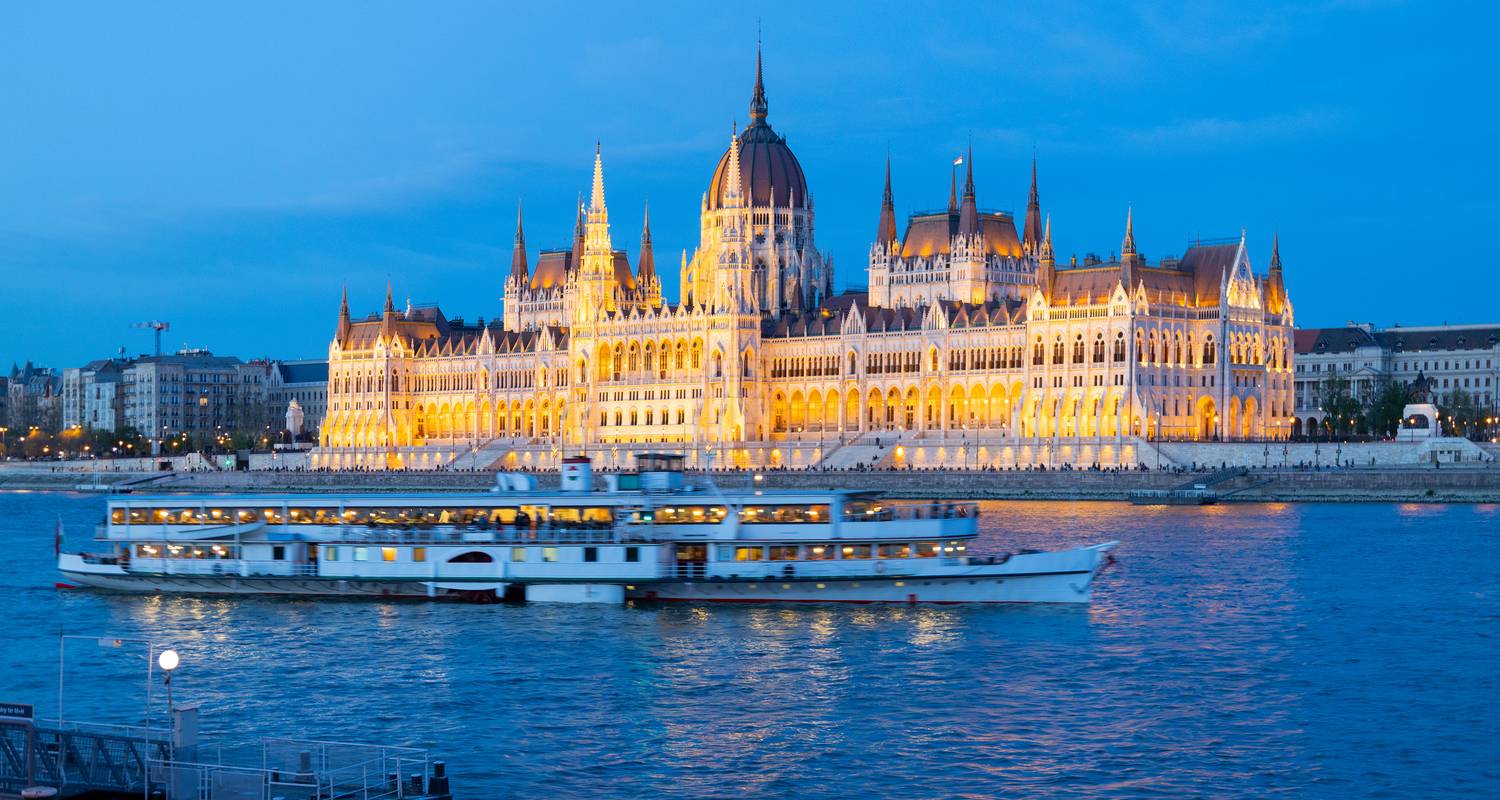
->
[753,468,1500,502]
[4,461,1497,502]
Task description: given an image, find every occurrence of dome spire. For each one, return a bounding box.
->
[750,39,768,124]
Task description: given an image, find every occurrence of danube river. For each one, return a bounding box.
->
[2,493,1497,798]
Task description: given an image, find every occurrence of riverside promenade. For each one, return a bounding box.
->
[4,461,1499,502]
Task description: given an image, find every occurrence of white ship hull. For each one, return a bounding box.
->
[637,573,1096,604]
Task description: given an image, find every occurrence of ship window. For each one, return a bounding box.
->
[804,544,835,561]
[649,505,728,524]
[511,547,527,562]
[110,509,126,524]
[412,547,426,563]
[324,546,339,561]
[483,507,519,524]
[583,547,598,563]
[272,546,285,561]
[915,542,941,558]
[542,547,559,563]
[841,544,872,559]
[735,546,764,562]
[740,505,831,524]
[624,547,640,563]
[877,543,911,559]
[382,547,397,562]
[353,547,368,561]
[767,545,799,561]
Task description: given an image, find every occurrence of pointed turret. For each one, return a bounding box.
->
[1267,231,1287,314]
[1022,156,1043,255]
[637,202,656,282]
[571,196,585,268]
[1119,208,1139,288]
[877,156,898,248]
[958,144,979,238]
[509,200,529,283]
[948,163,958,213]
[383,281,396,315]
[723,126,745,209]
[589,143,606,218]
[1040,215,1054,266]
[335,285,351,343]
[750,42,768,124]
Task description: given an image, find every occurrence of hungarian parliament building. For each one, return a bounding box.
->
[315,53,1294,471]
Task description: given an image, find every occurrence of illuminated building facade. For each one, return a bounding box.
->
[316,53,1293,470]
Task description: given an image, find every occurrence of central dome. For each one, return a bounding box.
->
[706,53,808,211]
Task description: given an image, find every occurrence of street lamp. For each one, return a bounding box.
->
[158,648,180,718]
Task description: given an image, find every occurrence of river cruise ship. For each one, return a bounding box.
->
[58,454,1117,604]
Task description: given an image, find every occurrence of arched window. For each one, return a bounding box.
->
[1052,336,1065,364]
[1093,334,1106,363]
[1072,335,1085,364]
[1203,336,1216,365]
[1033,337,1044,366]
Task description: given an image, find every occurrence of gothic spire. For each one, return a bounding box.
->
[383,281,395,314]
[948,163,958,214]
[510,200,529,282]
[1119,208,1138,289]
[877,155,898,247]
[336,285,351,342]
[1267,230,1286,314]
[1041,215,1054,263]
[571,195,585,267]
[589,143,606,216]
[958,144,979,238]
[750,41,768,124]
[1022,155,1043,255]
[723,126,745,208]
[638,202,656,281]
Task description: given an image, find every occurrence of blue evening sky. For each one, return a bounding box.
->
[3,1,1495,368]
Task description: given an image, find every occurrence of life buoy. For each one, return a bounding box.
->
[874,560,887,574]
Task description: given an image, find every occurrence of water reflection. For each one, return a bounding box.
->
[5,494,1498,798]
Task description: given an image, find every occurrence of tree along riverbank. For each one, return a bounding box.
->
[3,464,1498,502]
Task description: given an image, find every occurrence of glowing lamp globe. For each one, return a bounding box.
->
[157,649,180,672]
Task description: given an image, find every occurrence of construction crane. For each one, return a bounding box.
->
[133,321,170,356]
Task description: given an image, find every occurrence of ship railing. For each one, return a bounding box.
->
[125,560,318,578]
[333,525,657,546]
[841,502,979,522]
[709,558,970,580]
